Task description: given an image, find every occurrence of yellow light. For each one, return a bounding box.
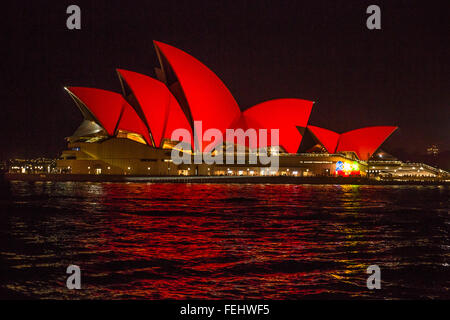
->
[343,162,352,172]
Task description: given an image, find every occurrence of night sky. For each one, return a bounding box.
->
[2,0,448,160]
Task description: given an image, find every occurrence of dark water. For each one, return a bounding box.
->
[0,181,449,299]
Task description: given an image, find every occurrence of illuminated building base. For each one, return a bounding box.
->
[56,138,368,177]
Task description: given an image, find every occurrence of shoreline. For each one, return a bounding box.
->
[3,173,449,186]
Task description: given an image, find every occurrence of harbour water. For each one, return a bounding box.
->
[0,181,449,299]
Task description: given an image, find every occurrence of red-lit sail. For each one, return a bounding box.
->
[336,126,398,160]
[154,41,241,151]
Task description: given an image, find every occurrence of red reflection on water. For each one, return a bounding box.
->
[7,182,445,299]
[73,183,370,299]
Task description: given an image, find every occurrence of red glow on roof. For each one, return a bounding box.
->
[307,125,340,153]
[117,69,178,147]
[65,42,397,157]
[242,99,314,152]
[66,87,125,136]
[154,41,241,151]
[116,103,153,145]
[336,126,398,160]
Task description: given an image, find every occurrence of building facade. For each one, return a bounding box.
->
[56,41,398,177]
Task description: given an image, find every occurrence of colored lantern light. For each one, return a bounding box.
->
[343,162,352,172]
[335,161,344,172]
[335,160,361,177]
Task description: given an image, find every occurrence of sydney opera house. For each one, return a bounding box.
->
[57,41,399,177]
